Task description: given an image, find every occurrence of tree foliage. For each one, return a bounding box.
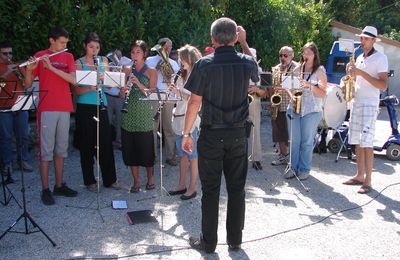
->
[0,0,341,70]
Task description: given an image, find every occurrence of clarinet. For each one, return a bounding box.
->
[121,61,136,113]
[94,56,106,111]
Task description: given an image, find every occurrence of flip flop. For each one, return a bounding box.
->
[358,185,371,194]
[342,178,364,185]
[146,183,155,190]
[130,186,140,193]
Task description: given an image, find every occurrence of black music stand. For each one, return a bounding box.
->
[67,60,124,222]
[0,82,21,207]
[141,89,181,199]
[0,91,56,246]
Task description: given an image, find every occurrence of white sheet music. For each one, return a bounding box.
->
[281,75,301,89]
[76,70,97,85]
[338,38,355,53]
[104,71,125,87]
[11,95,38,111]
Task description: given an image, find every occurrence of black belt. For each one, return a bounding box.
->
[173,114,185,118]
[201,122,245,130]
[105,93,120,98]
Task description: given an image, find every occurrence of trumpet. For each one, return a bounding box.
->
[270,68,282,120]
[19,49,68,67]
[121,61,136,113]
[341,46,359,102]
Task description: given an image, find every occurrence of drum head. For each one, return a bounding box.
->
[322,84,347,129]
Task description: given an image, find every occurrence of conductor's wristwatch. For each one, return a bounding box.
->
[182,132,191,138]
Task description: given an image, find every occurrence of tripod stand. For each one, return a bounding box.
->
[283,73,310,192]
[67,57,119,222]
[0,91,56,246]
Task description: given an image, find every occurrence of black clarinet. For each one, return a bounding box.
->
[94,56,106,111]
[121,61,136,113]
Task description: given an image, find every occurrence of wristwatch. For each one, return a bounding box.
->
[182,132,191,138]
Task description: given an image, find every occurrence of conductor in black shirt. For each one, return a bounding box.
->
[182,17,259,253]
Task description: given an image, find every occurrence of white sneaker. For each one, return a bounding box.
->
[283,169,295,179]
[271,154,288,166]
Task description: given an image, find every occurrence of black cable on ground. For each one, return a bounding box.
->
[66,182,400,260]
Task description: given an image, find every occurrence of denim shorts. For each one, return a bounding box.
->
[175,127,198,160]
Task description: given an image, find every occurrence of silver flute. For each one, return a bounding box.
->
[19,49,68,67]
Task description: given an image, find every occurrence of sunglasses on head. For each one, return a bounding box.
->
[1,52,12,56]
[279,53,289,58]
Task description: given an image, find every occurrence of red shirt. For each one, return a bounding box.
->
[0,63,25,109]
[32,49,75,112]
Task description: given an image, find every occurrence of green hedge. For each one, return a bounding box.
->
[0,0,333,70]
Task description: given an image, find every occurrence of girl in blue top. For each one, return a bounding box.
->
[73,32,118,191]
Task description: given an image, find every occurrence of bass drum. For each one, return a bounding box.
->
[320,83,347,129]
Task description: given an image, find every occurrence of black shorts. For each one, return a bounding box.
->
[121,129,155,167]
[271,111,289,143]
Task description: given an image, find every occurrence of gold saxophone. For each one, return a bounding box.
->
[270,68,282,120]
[341,46,359,102]
[151,43,174,84]
[292,63,304,115]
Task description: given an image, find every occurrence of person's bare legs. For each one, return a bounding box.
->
[175,156,188,191]
[279,142,288,156]
[146,166,154,186]
[364,148,374,187]
[185,157,198,196]
[54,156,64,188]
[40,160,50,189]
[130,166,140,188]
[353,145,365,182]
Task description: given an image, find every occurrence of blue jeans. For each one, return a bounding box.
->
[0,111,30,164]
[287,109,321,174]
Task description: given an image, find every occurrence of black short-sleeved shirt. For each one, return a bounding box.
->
[184,46,259,128]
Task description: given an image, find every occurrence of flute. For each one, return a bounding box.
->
[19,49,68,67]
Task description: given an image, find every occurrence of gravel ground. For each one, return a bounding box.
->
[1,107,399,260]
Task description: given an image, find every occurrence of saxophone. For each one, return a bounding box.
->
[341,46,359,102]
[270,68,282,120]
[292,63,304,115]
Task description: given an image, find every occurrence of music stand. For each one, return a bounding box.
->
[68,61,125,222]
[0,91,56,246]
[141,89,181,199]
[0,81,20,206]
[283,72,310,192]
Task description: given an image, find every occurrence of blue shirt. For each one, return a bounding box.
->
[77,57,108,106]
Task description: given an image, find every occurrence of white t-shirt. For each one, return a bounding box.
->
[354,51,388,106]
[171,76,200,135]
[145,55,180,91]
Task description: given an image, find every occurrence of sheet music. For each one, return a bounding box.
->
[281,75,300,89]
[104,71,126,87]
[11,95,38,111]
[338,38,355,53]
[76,70,97,86]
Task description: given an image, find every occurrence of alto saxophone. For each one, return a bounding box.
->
[292,63,304,115]
[341,46,359,102]
[270,68,282,120]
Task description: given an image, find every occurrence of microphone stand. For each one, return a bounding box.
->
[0,90,56,246]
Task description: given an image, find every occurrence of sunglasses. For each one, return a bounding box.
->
[1,52,12,56]
[279,54,289,58]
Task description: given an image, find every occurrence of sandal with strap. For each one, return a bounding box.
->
[146,183,155,190]
[130,186,140,193]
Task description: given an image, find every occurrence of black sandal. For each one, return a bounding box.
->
[146,183,155,190]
